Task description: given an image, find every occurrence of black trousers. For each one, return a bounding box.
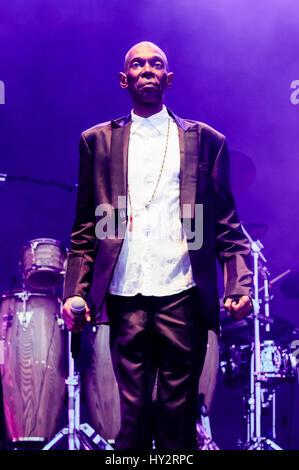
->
[106,286,208,451]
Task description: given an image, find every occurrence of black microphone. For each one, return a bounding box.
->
[70,297,86,359]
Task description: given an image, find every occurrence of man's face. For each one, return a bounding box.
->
[120,44,173,104]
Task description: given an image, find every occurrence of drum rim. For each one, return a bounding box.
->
[23,267,65,289]
[19,238,67,255]
[0,290,58,300]
[23,266,65,274]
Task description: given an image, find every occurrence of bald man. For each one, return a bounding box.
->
[62,41,253,450]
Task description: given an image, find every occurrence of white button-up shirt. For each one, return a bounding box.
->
[109,105,195,296]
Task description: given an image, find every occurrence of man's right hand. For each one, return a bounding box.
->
[61,296,91,332]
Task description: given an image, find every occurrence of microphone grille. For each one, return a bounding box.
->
[70,297,86,314]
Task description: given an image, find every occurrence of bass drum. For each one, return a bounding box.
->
[0,291,66,444]
[83,326,219,441]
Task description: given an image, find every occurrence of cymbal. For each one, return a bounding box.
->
[280,271,299,299]
[230,150,256,194]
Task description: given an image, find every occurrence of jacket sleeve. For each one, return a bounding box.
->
[212,136,253,300]
[63,132,97,301]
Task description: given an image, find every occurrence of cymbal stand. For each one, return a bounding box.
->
[42,331,113,450]
[241,224,282,450]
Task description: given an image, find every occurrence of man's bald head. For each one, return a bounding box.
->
[124,41,169,73]
[119,41,173,117]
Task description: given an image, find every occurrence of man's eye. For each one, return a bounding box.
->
[154,62,163,69]
[131,62,141,68]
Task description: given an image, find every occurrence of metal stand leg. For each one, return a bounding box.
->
[43,332,113,450]
[241,225,283,451]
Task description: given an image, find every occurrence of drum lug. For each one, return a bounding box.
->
[17,309,34,329]
[57,317,65,330]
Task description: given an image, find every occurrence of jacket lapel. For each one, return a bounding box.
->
[168,109,200,219]
[110,115,131,215]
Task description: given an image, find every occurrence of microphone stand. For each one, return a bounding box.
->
[43,329,113,450]
[241,224,282,450]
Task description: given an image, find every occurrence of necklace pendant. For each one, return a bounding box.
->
[129,214,133,232]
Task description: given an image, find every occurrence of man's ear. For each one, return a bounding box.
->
[166,72,174,89]
[119,72,128,89]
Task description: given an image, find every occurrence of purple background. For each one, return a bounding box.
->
[0,0,299,449]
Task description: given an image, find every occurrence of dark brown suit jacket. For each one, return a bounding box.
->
[63,108,253,332]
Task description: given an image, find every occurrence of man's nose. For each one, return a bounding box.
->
[141,62,154,75]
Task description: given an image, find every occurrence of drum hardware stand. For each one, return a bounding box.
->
[42,331,113,451]
[241,224,283,450]
[261,387,278,441]
[243,385,282,450]
[260,265,271,333]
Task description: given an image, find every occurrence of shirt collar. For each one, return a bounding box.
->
[131,105,170,131]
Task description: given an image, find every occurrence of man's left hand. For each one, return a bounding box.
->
[224,295,252,320]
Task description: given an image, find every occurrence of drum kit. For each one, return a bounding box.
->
[0,238,68,448]
[0,237,123,450]
[218,224,299,450]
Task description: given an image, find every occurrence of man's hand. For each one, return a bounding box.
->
[62,296,91,332]
[224,295,252,321]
